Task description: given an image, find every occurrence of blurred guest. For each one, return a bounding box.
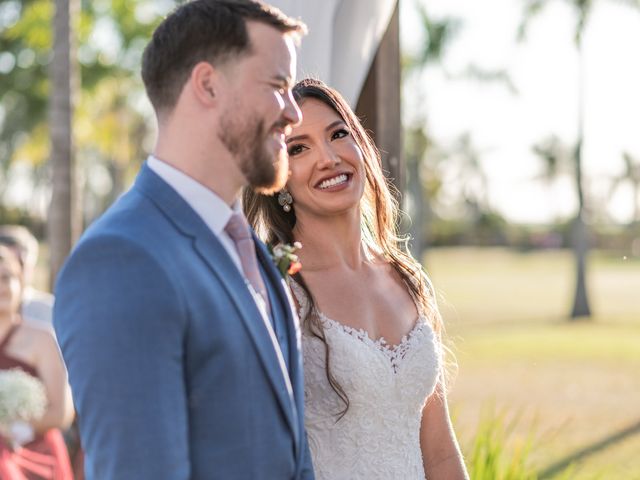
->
[0,245,74,479]
[0,225,54,324]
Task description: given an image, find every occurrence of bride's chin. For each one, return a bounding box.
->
[316,192,360,208]
[311,201,360,217]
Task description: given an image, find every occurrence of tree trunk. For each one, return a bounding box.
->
[48,0,80,288]
[570,39,591,319]
[633,181,639,224]
[407,154,424,260]
[570,212,591,318]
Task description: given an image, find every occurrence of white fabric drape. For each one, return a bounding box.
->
[269,0,398,108]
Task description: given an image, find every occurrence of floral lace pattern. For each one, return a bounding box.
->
[290,280,442,480]
[317,312,430,374]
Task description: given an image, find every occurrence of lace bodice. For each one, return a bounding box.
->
[290,280,442,480]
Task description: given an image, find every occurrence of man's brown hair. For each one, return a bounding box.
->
[141,0,306,114]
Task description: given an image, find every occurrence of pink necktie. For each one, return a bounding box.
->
[225,213,271,314]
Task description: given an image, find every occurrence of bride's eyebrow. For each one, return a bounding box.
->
[325,120,344,132]
[286,121,347,144]
[286,134,308,144]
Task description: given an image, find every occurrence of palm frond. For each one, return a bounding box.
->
[517,0,548,41]
[459,65,519,95]
[407,0,461,71]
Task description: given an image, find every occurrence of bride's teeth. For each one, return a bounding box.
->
[319,174,348,189]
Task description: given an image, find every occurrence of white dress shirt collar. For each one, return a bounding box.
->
[147,155,241,235]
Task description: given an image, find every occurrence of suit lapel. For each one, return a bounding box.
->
[254,238,300,369]
[192,237,298,440]
[134,164,297,440]
[254,238,305,458]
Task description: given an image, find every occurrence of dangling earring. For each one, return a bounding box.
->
[278,189,293,212]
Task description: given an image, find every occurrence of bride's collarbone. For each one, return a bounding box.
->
[305,273,419,345]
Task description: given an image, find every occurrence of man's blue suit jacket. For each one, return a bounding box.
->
[53,163,314,479]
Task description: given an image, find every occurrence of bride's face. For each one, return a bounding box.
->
[285,99,365,219]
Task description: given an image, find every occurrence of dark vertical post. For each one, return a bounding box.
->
[355,1,403,198]
[49,0,81,287]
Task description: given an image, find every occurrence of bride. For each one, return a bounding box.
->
[244,78,468,479]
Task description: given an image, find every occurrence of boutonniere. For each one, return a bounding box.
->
[269,242,302,278]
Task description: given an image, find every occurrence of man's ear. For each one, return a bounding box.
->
[190,61,218,107]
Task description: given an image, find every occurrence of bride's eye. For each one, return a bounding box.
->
[288,144,306,156]
[331,128,350,141]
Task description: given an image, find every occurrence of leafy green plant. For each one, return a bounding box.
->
[467,408,537,480]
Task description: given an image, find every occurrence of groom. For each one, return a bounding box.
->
[53,1,313,479]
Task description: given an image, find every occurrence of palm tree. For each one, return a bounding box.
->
[609,152,640,224]
[451,133,491,216]
[532,135,575,222]
[49,0,81,286]
[402,1,513,258]
[520,0,640,319]
[402,1,459,259]
[403,125,432,257]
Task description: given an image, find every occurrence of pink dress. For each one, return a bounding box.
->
[0,326,73,480]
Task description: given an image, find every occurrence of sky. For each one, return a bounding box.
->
[400,0,640,224]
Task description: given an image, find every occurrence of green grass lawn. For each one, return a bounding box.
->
[424,247,640,479]
[39,245,638,477]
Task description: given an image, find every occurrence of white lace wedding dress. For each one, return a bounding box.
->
[290,281,442,480]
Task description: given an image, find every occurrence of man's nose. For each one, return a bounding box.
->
[283,92,302,127]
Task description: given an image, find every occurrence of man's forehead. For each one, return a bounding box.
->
[248,43,296,79]
[247,22,296,58]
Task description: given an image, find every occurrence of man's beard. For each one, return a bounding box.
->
[218,114,289,196]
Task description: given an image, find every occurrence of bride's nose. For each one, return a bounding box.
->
[316,144,341,169]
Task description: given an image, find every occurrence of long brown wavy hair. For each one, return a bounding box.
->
[243,78,443,419]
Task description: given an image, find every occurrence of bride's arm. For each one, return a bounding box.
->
[420,382,469,479]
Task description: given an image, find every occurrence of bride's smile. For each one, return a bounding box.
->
[315,172,352,191]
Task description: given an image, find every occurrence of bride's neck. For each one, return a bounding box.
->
[293,210,365,271]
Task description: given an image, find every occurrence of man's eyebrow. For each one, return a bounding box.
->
[271,74,294,88]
